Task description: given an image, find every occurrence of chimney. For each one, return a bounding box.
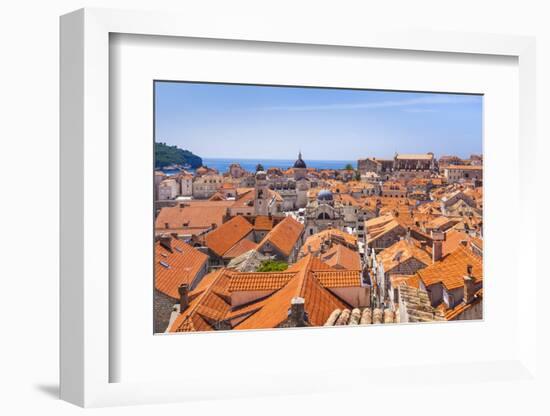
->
[307,244,312,254]
[289,297,307,327]
[431,231,444,263]
[159,234,172,252]
[211,222,217,230]
[178,283,189,312]
[463,264,475,303]
[406,227,411,242]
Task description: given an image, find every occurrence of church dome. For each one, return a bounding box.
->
[317,189,333,201]
[293,152,307,169]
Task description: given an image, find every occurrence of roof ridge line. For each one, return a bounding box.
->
[172,269,226,330]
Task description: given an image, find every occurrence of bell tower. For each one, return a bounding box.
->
[254,169,269,216]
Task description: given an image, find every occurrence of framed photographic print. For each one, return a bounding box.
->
[60,7,539,408]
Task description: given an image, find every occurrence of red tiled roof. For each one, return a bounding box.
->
[417,245,482,290]
[300,229,357,256]
[321,244,362,270]
[234,255,348,330]
[377,238,431,273]
[169,269,232,332]
[258,216,304,257]
[390,274,420,289]
[155,202,232,235]
[229,272,297,291]
[313,270,362,288]
[222,239,257,259]
[155,238,208,299]
[444,288,483,320]
[205,216,254,257]
[365,216,406,242]
[254,215,274,231]
[442,230,470,256]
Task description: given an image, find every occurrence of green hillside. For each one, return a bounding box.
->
[155,142,203,169]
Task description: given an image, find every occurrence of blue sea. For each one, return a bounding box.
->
[198,158,356,173]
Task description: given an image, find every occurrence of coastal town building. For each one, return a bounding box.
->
[154,235,209,333]
[166,254,370,333]
[303,189,347,236]
[158,178,180,200]
[256,216,304,263]
[358,153,437,180]
[192,173,223,199]
[443,165,483,184]
[154,148,483,331]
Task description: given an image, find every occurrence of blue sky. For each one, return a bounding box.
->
[154,81,483,161]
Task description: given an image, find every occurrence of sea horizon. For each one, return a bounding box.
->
[163,157,357,175]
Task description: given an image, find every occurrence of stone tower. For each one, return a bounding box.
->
[293,151,307,181]
[254,169,269,216]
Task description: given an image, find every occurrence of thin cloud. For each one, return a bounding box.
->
[403,108,439,113]
[256,94,479,112]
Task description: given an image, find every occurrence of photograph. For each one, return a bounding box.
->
[153,81,483,334]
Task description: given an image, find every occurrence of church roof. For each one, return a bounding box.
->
[293,152,307,169]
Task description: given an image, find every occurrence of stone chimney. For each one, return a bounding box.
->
[159,234,172,252]
[178,283,190,312]
[463,264,475,303]
[289,297,307,327]
[431,231,444,263]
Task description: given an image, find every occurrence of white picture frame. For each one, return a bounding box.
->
[60,7,539,408]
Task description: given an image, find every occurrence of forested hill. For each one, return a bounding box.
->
[155,142,203,169]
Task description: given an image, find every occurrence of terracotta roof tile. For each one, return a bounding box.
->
[258,216,304,257]
[313,270,362,288]
[442,230,470,256]
[155,201,232,235]
[155,238,208,299]
[390,274,420,289]
[234,255,348,330]
[300,229,357,256]
[417,245,482,290]
[366,217,406,242]
[222,239,257,259]
[169,269,232,332]
[229,272,297,291]
[253,215,274,230]
[320,244,362,270]
[205,216,254,257]
[377,238,431,273]
[444,288,483,320]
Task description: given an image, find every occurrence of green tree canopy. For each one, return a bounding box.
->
[257,260,288,272]
[155,142,203,169]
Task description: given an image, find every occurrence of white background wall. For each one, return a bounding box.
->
[0,0,548,414]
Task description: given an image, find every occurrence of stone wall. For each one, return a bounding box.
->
[154,289,176,333]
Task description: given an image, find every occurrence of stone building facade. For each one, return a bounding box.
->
[192,173,223,199]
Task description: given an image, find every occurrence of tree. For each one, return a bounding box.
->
[154,142,202,169]
[344,163,354,170]
[256,163,265,172]
[257,260,288,272]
